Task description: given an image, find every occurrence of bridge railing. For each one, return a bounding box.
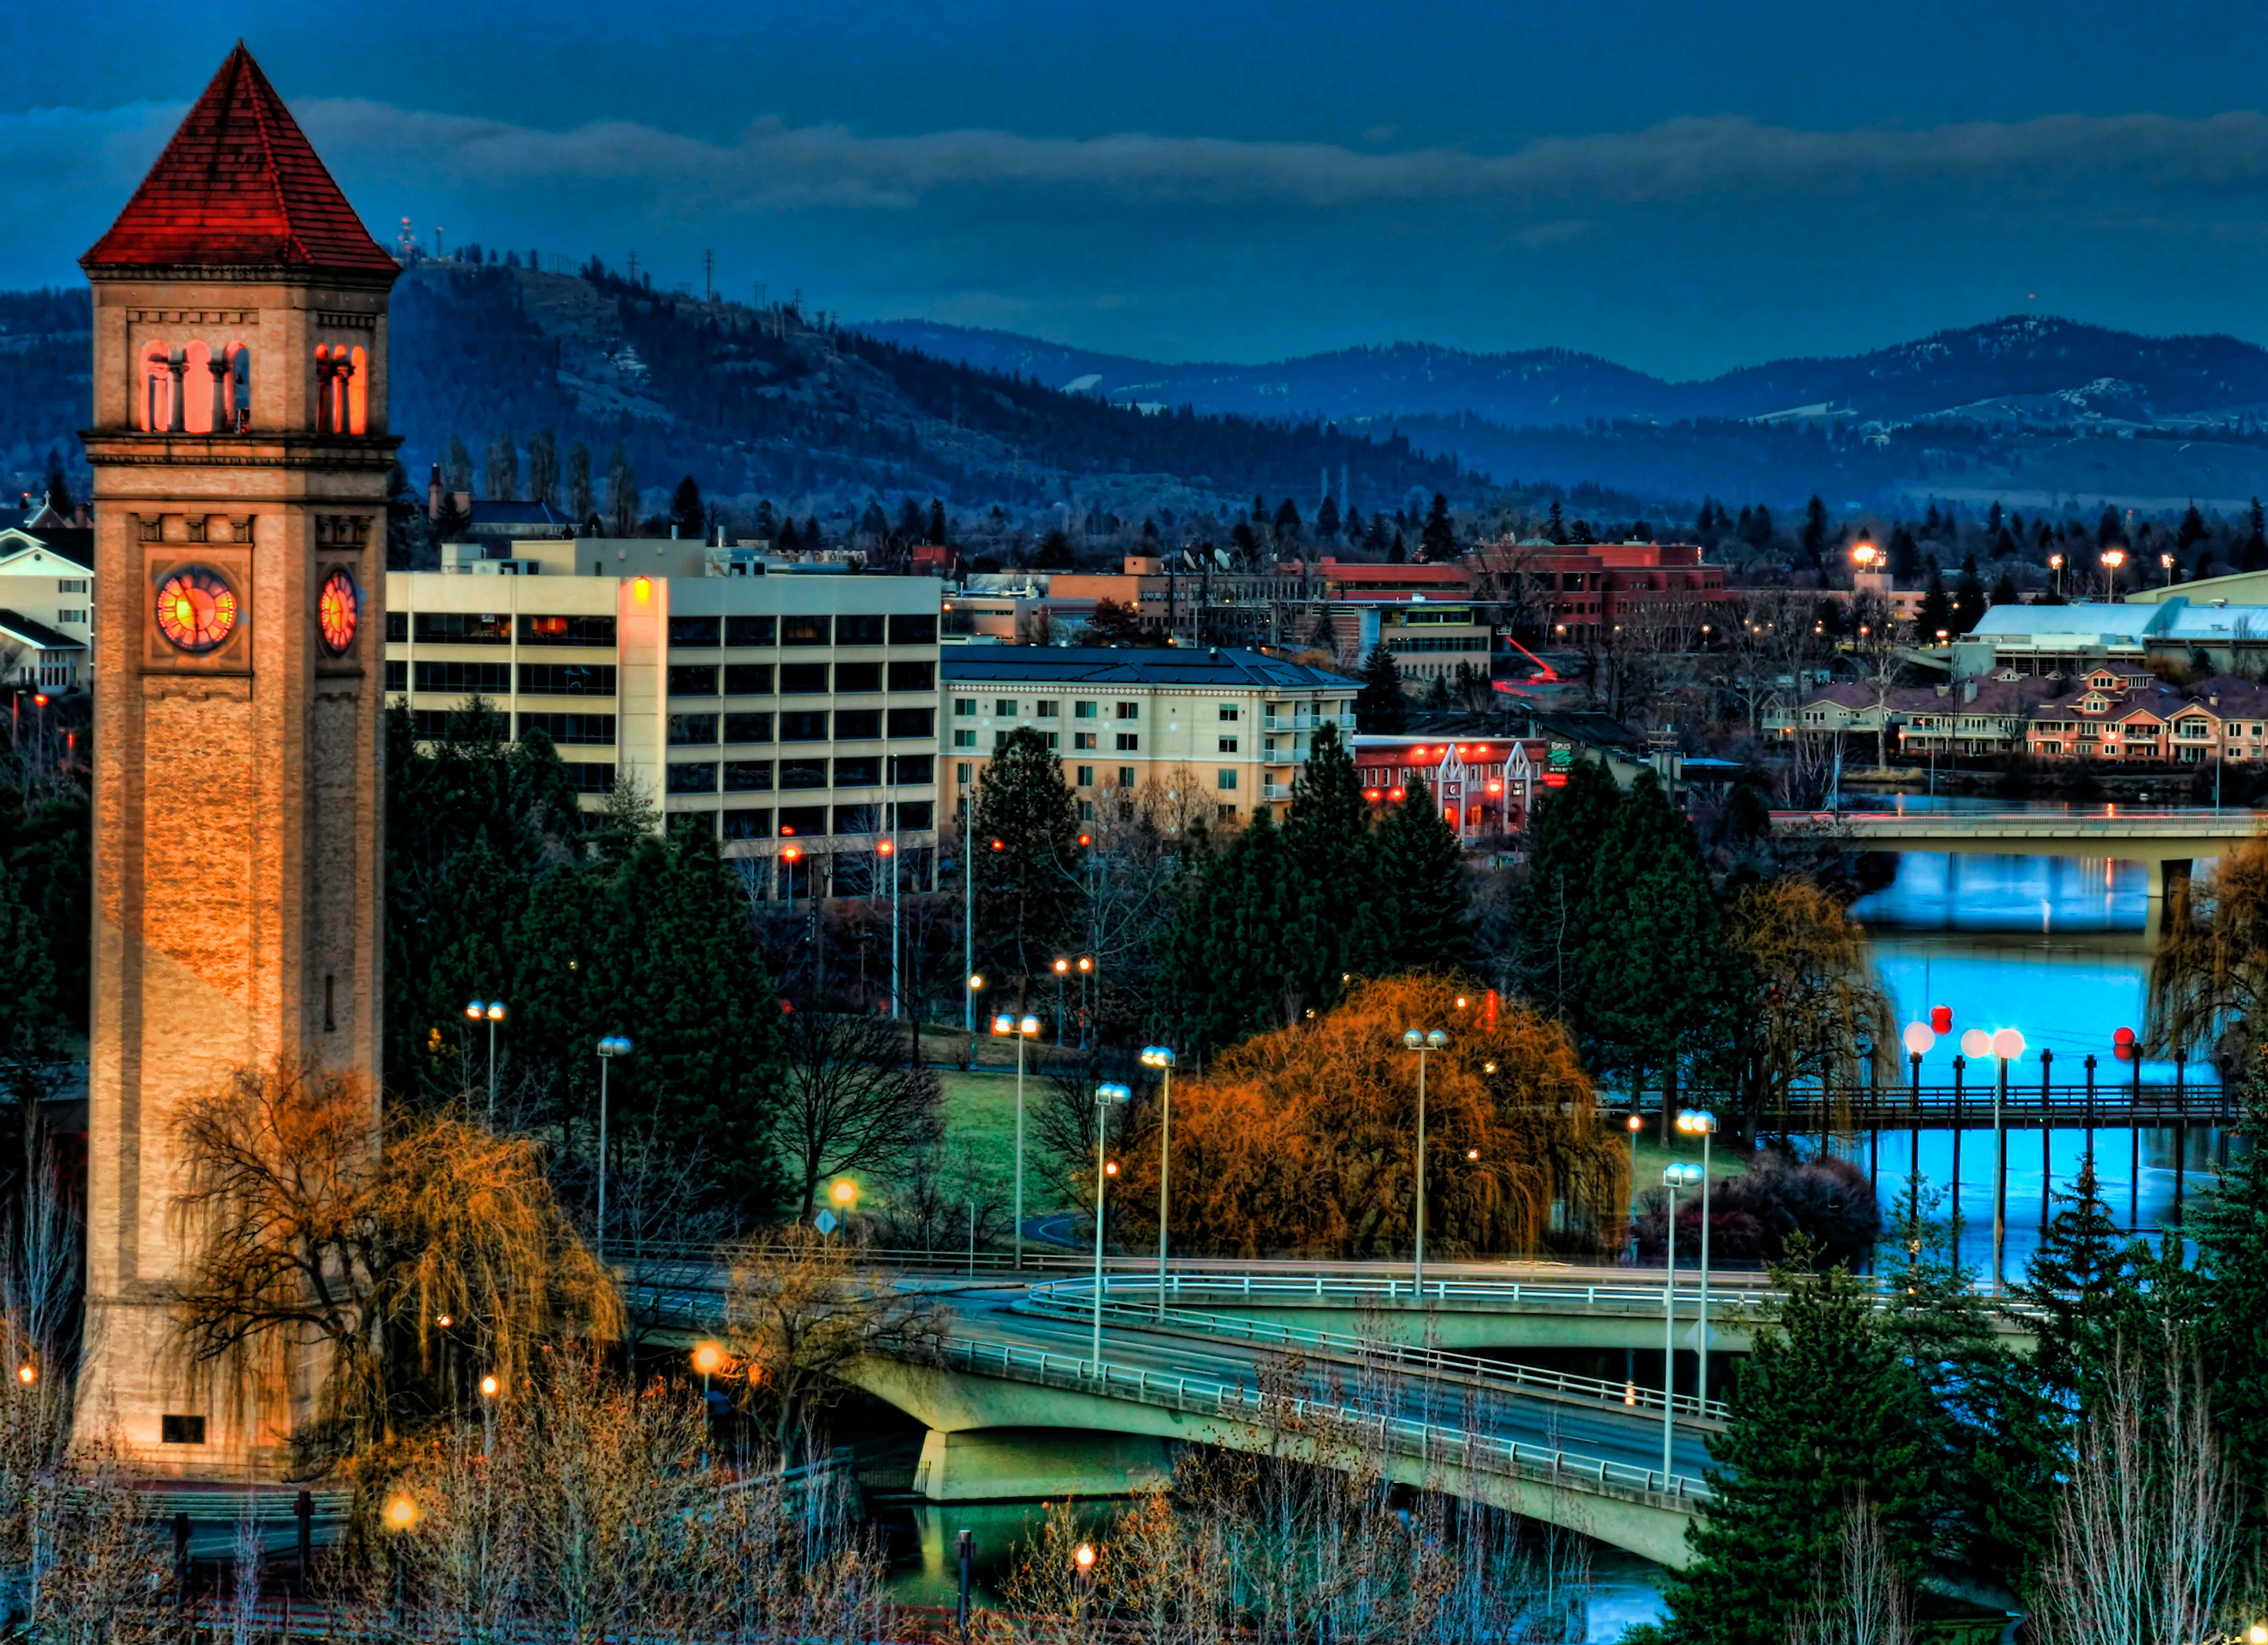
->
[1601,1082,2227,1120]
[1014,1292,1729,1423]
[1032,1269,2019,1311]
[939,1334,1711,1510]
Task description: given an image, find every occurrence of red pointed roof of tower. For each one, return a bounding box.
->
[82,44,397,275]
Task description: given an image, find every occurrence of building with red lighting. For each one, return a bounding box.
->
[1349,733,1530,839]
[1475,541,1732,643]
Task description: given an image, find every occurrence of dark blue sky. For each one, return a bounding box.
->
[10,0,2267,376]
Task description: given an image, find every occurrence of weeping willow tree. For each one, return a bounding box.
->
[2147,834,2268,1074]
[1111,975,1626,1260]
[172,1062,621,1475]
[1720,878,1898,1147]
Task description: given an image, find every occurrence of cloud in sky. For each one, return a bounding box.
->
[11,91,2268,374]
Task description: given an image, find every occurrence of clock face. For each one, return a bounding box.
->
[318,569,360,653]
[155,566,239,653]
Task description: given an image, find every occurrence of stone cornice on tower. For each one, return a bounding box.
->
[81,42,399,282]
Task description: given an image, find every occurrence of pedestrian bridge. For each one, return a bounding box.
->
[1771,808,2260,893]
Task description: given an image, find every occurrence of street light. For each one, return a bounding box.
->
[1052,957,1071,1045]
[1675,1109,1716,1403]
[1624,1113,1644,1264]
[465,999,507,1121]
[1662,1161,1705,1482]
[1962,1025,2023,1293]
[594,1034,633,1257]
[2101,547,2127,602]
[1141,1046,1177,1318]
[830,1177,859,1240]
[1092,1082,1132,1366]
[1401,1028,1449,1293]
[2049,552,2064,597]
[2161,551,2176,588]
[965,974,985,1070]
[993,1011,1042,1267]
[1851,542,1878,570]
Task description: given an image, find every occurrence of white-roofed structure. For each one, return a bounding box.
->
[1952,597,2268,676]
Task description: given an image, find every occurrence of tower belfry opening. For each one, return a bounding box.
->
[77,42,395,1475]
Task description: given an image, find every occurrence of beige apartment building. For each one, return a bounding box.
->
[387,538,943,897]
[940,645,1354,828]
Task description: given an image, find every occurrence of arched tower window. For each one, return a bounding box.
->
[347,345,367,435]
[224,342,252,431]
[139,341,173,432]
[181,342,213,434]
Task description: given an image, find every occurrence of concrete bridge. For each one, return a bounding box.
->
[1770,808,2260,895]
[630,1264,1718,1567]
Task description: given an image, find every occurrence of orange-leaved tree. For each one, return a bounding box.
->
[1110,975,1625,1260]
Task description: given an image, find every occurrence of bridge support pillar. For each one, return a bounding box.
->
[914,1427,1174,1502]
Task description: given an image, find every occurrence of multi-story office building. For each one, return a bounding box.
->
[386,538,943,897]
[940,646,1354,827]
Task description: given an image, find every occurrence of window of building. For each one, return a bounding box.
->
[996,698,1017,717]
[837,614,887,645]
[1042,731,1059,749]
[724,663,773,694]
[724,712,774,744]
[889,613,938,645]
[560,761,615,794]
[777,804,827,837]
[835,754,882,786]
[889,754,934,784]
[836,708,882,740]
[519,712,616,746]
[1036,700,1059,718]
[1219,736,1238,753]
[413,611,509,644]
[518,613,612,646]
[160,1415,207,1445]
[1217,804,1237,820]
[1116,701,1139,719]
[1079,799,1095,820]
[1076,765,1095,787]
[1075,701,1098,719]
[887,707,934,738]
[55,609,86,625]
[1116,733,1140,751]
[892,799,934,830]
[834,804,879,836]
[1118,767,1136,787]
[668,713,718,745]
[666,763,717,794]
[781,615,832,646]
[384,660,408,692]
[957,763,973,785]
[518,663,616,696]
[889,660,934,692]
[724,761,774,792]
[723,808,772,839]
[779,710,828,740]
[1073,731,1096,750]
[955,698,978,717]
[726,615,776,647]
[385,611,408,643]
[953,728,977,748]
[56,579,85,594]
[1217,769,1238,790]
[668,664,719,696]
[779,757,829,790]
[780,663,829,693]
[414,660,511,694]
[835,661,882,692]
[1219,705,1240,721]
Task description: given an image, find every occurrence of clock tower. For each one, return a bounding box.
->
[77,45,395,1473]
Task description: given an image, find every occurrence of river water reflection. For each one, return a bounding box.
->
[1845,796,2230,1276]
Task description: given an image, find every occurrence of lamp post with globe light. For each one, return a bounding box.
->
[465,999,508,1121]
[1402,1028,1449,1293]
[593,1034,633,1257]
[2101,547,2127,602]
[1141,1046,1177,1318]
[1902,1020,1937,1220]
[1675,1110,1717,1403]
[1624,1113,1644,1264]
[1661,1162,1704,1480]
[993,1012,1042,1267]
[1091,1083,1132,1365]
[1961,1025,2025,1293]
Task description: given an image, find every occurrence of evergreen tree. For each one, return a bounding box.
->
[1581,771,1723,1093]
[1314,494,1340,538]
[1665,1260,1937,1645]
[970,726,1084,1008]
[1165,811,1314,1054]
[1546,500,1567,544]
[484,432,519,501]
[526,429,559,510]
[443,435,474,498]
[1282,721,1380,1008]
[2177,502,2209,550]
[384,460,426,571]
[567,442,594,522]
[1387,531,1407,564]
[1033,529,1075,570]
[606,444,638,534]
[1512,757,1620,1020]
[1365,776,1476,977]
[1989,571,2019,607]
[0,853,59,1097]
[1916,569,1954,638]
[1354,644,1408,732]
[1951,563,1986,632]
[2247,498,2267,571]
[1800,494,1829,566]
[1273,497,1301,537]
[2181,1058,2268,1556]
[927,498,948,542]
[1887,523,1920,580]
[669,475,705,537]
[1419,492,1456,561]
[1423,671,1452,711]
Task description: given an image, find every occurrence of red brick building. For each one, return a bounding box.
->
[1476,541,1732,642]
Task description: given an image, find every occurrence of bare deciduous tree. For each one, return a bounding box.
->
[1788,1502,1913,1645]
[775,1012,941,1222]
